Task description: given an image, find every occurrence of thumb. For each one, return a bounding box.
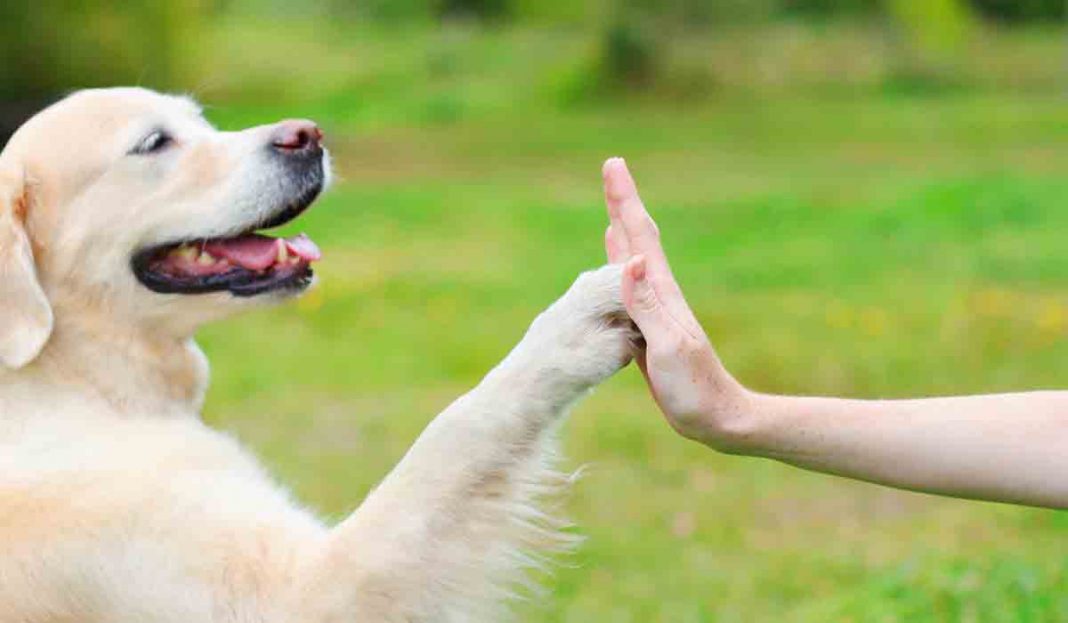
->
[621,255,672,341]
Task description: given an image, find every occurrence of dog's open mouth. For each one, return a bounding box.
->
[133,231,322,297]
[133,137,328,297]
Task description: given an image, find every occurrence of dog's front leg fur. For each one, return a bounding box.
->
[289,265,637,622]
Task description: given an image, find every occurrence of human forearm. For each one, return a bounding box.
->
[738,390,1068,508]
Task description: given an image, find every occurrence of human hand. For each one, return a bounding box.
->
[602,158,757,451]
[601,160,1068,508]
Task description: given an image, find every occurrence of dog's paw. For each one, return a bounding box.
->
[524,264,642,388]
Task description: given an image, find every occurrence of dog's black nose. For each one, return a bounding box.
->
[270,119,323,156]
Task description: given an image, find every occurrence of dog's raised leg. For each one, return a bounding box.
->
[289,264,637,622]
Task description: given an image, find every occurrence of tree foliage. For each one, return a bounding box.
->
[0,1,206,100]
[970,0,1066,22]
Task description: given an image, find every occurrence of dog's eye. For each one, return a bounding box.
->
[130,131,174,156]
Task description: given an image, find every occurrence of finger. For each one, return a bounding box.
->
[603,159,632,261]
[605,158,701,333]
[605,225,629,264]
[621,255,677,343]
[603,158,662,264]
[604,158,680,296]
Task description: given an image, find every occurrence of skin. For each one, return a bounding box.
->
[602,157,1068,510]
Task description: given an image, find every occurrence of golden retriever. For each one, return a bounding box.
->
[0,88,637,622]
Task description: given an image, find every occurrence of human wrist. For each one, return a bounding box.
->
[687,373,768,455]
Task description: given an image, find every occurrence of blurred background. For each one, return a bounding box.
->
[3,1,1066,620]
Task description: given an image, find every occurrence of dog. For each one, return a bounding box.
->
[0,88,638,622]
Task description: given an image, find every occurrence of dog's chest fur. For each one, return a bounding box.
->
[0,412,325,623]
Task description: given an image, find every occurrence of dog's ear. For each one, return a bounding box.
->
[0,165,52,369]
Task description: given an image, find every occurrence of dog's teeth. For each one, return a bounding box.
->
[275,239,288,264]
[197,252,216,266]
[173,245,198,261]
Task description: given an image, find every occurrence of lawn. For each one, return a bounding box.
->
[194,30,1067,621]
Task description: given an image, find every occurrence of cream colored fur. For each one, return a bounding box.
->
[0,88,637,622]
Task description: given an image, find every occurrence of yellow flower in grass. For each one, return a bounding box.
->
[974,288,1010,318]
[1036,300,1066,338]
[859,308,888,337]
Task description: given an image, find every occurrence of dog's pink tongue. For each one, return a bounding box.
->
[204,235,278,271]
[204,234,321,271]
[285,234,322,262]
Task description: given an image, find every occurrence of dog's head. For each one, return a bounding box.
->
[0,88,329,369]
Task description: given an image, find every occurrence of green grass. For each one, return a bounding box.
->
[194,26,1067,621]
